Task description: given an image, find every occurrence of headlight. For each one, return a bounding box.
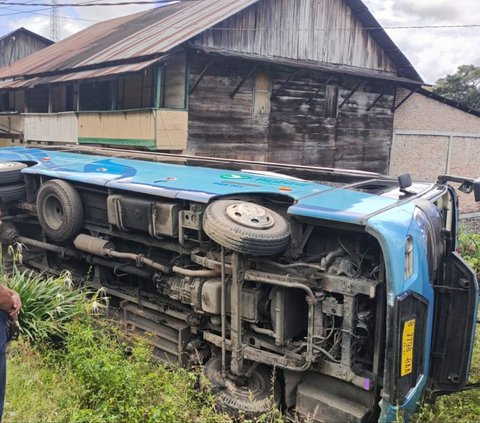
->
[404,236,414,280]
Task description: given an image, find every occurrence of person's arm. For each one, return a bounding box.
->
[6,288,21,320]
[0,285,14,314]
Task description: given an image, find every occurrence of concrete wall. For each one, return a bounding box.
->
[391,89,480,213]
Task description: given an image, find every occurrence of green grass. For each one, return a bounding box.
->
[4,340,82,423]
[4,320,232,423]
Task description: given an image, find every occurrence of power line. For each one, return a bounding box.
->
[0,1,479,31]
[1,0,181,5]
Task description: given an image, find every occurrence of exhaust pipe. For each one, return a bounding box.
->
[73,234,219,278]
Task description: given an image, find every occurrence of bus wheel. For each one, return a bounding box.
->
[203,200,290,256]
[204,356,280,415]
[0,162,27,184]
[37,179,84,242]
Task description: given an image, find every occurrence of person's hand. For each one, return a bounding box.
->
[9,291,21,321]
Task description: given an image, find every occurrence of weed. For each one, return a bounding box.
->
[3,269,104,343]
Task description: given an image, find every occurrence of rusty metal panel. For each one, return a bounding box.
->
[0,59,162,90]
[0,0,258,80]
[0,0,420,85]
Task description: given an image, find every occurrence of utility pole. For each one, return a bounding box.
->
[49,0,61,41]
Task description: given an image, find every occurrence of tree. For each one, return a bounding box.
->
[433,65,480,111]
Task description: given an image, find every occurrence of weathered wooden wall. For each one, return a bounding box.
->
[164,54,187,109]
[187,54,394,173]
[195,0,396,75]
[0,31,50,68]
[188,56,270,161]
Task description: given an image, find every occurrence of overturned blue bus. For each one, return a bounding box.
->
[0,146,478,422]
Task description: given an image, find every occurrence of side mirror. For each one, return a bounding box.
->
[474,178,480,202]
[398,174,412,191]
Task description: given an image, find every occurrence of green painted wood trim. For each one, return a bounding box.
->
[155,65,163,110]
[78,137,156,148]
[184,53,190,110]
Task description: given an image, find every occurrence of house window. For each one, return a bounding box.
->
[1,92,9,111]
[325,85,339,118]
[26,87,49,113]
[79,80,111,111]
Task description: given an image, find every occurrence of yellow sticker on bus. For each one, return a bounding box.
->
[401,319,416,377]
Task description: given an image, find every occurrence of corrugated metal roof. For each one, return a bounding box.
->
[0,58,162,90]
[194,46,423,86]
[0,0,258,80]
[46,58,163,83]
[0,78,37,90]
[0,0,421,83]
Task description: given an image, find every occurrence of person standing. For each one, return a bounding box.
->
[0,285,21,420]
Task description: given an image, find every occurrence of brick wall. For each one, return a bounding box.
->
[394,89,480,133]
[391,89,480,213]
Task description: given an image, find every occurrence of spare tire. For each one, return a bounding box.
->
[203,200,290,256]
[204,356,280,415]
[0,162,27,185]
[0,183,26,204]
[37,179,84,242]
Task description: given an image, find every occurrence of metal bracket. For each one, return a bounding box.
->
[393,89,415,112]
[230,253,245,375]
[189,58,215,95]
[230,64,258,99]
[276,69,299,93]
[338,81,363,109]
[367,91,386,112]
[305,76,334,105]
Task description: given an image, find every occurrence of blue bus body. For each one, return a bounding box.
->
[0,146,477,422]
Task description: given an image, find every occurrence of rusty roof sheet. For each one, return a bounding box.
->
[45,58,163,83]
[0,78,38,90]
[0,0,421,83]
[0,58,162,90]
[0,0,259,80]
[194,46,423,87]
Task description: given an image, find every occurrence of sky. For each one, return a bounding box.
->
[0,0,479,84]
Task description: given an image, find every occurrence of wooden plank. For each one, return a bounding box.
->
[155,110,188,150]
[24,112,78,144]
[78,110,154,142]
[164,53,187,109]
[195,0,397,74]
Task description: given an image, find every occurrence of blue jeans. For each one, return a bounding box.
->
[0,311,8,421]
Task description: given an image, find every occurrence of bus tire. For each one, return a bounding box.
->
[0,162,27,185]
[0,183,26,204]
[37,179,84,242]
[203,200,290,256]
[204,356,280,415]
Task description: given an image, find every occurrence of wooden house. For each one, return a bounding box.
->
[0,0,423,173]
[0,27,53,68]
